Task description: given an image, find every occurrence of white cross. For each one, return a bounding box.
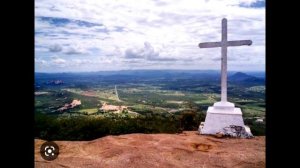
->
[199,18,252,103]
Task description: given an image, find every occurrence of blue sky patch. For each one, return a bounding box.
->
[38,16,103,27]
[239,0,265,8]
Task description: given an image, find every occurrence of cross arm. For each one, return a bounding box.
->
[227,40,252,47]
[198,42,221,48]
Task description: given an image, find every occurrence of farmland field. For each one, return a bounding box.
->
[35,70,265,140]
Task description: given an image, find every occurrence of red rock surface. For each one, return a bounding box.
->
[35,131,265,168]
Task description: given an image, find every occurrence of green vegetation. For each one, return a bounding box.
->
[78,108,98,114]
[244,118,265,136]
[35,110,205,141]
[35,71,265,140]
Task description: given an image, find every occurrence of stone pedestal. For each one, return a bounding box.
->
[199,101,248,135]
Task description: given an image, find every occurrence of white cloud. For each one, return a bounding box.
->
[125,42,158,59]
[49,44,62,52]
[52,57,66,64]
[35,0,265,72]
[35,58,47,65]
[65,46,86,55]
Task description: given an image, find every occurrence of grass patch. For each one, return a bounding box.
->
[78,108,98,114]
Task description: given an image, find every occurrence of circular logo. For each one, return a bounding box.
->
[40,141,59,161]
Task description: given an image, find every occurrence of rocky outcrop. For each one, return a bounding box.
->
[35,131,265,168]
[217,125,254,138]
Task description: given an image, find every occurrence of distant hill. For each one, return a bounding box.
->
[229,72,265,85]
[35,70,221,82]
[35,70,265,87]
[229,72,255,81]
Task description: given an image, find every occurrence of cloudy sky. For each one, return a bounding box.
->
[35,0,265,72]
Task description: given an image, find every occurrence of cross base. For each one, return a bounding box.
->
[213,101,235,111]
[199,102,252,137]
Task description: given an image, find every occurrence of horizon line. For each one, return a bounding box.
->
[35,69,265,74]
